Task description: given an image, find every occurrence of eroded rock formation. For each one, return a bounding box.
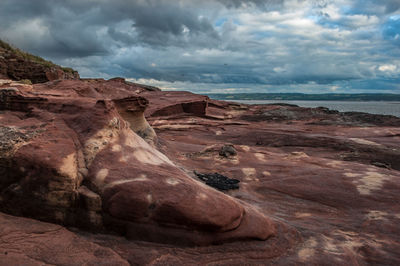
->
[0,45,80,83]
[145,97,400,264]
[0,78,276,246]
[1,77,400,264]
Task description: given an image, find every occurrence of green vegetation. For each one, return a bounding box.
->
[61,67,75,74]
[18,79,32,85]
[0,39,13,51]
[0,39,76,74]
[208,93,400,101]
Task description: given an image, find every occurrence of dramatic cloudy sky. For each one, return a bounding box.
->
[0,0,399,94]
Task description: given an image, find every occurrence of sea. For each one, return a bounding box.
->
[231,100,400,118]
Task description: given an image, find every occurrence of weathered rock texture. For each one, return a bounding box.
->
[1,80,400,264]
[0,212,129,265]
[0,78,276,247]
[143,97,400,264]
[0,44,79,83]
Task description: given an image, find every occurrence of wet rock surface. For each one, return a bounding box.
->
[1,80,400,264]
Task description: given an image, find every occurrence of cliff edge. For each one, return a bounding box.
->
[0,40,79,83]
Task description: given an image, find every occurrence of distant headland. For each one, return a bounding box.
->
[209,93,400,101]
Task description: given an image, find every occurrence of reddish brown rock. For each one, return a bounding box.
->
[144,94,400,264]
[141,90,209,118]
[0,46,79,84]
[0,79,276,246]
[0,212,129,265]
[2,78,400,264]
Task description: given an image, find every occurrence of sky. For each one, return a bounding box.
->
[0,0,399,94]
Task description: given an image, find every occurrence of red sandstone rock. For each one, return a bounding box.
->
[0,79,276,246]
[0,44,79,83]
[141,90,209,118]
[0,212,129,265]
[1,78,400,264]
[144,93,400,264]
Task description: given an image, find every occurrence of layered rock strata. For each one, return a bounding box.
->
[0,78,276,245]
[1,83,400,264]
[143,97,400,264]
[0,46,79,83]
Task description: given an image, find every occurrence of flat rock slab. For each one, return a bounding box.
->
[0,212,128,266]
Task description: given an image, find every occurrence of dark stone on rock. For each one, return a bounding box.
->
[194,171,240,191]
[266,103,299,107]
[219,144,237,157]
[341,112,400,127]
[371,162,391,169]
[316,106,339,114]
[239,104,400,127]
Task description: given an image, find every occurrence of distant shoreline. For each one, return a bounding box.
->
[215,99,400,117]
[208,93,400,101]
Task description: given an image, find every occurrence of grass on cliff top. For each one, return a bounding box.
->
[0,39,76,74]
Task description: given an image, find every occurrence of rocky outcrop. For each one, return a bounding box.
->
[240,103,400,127]
[142,90,209,118]
[113,96,157,146]
[1,77,400,263]
[0,42,79,83]
[146,96,400,264]
[0,79,276,246]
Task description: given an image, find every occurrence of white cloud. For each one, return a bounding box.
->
[378,64,396,72]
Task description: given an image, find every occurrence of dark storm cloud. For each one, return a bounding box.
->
[0,0,218,56]
[0,0,108,57]
[0,0,399,93]
[97,0,219,47]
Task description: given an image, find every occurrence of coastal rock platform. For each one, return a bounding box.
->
[1,78,400,264]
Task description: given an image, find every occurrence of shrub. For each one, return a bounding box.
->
[18,79,33,85]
